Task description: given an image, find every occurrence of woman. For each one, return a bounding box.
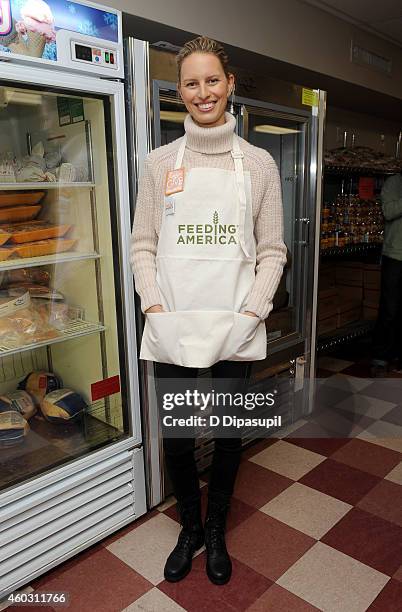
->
[131,36,286,585]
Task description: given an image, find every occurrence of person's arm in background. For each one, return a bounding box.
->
[130,156,164,313]
[244,153,287,320]
[381,174,402,221]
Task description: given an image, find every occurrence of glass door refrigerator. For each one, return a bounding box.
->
[125,38,326,508]
[0,2,146,599]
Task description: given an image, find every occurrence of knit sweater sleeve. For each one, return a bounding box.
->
[130,156,163,313]
[244,154,287,320]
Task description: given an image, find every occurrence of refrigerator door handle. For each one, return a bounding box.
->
[300,217,310,247]
[295,217,310,247]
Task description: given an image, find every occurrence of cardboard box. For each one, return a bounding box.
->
[363,303,379,320]
[318,289,338,320]
[335,262,363,287]
[364,288,380,306]
[337,304,362,327]
[337,285,363,302]
[317,315,337,335]
[363,304,378,320]
[318,263,336,291]
[363,263,381,290]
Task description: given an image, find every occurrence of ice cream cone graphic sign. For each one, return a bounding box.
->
[0,1,12,36]
[0,0,121,65]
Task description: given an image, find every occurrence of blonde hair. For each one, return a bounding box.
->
[176,36,231,83]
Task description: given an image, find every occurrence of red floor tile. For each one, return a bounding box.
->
[31,546,152,611]
[286,426,349,456]
[242,438,278,460]
[246,582,321,611]
[367,579,402,611]
[393,565,402,582]
[299,458,381,505]
[30,543,103,589]
[381,405,402,427]
[158,552,272,612]
[233,460,293,509]
[360,380,402,405]
[341,361,372,378]
[321,508,402,576]
[5,607,55,612]
[316,368,335,379]
[227,511,315,582]
[330,438,401,478]
[357,480,402,528]
[313,383,352,408]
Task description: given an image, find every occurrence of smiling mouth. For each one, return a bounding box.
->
[195,102,217,112]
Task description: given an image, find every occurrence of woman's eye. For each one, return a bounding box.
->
[208,79,219,84]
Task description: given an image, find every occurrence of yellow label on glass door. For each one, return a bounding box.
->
[302,88,318,107]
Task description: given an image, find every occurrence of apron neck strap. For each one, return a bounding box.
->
[231,134,250,258]
[175,134,187,169]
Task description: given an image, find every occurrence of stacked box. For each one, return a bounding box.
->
[363,263,381,320]
[318,262,336,292]
[335,261,363,287]
[337,299,362,327]
[317,288,338,335]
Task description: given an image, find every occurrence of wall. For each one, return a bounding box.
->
[325,107,401,155]
[111,0,402,100]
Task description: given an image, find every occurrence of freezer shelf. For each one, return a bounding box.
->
[0,183,95,190]
[0,251,100,271]
[0,319,106,357]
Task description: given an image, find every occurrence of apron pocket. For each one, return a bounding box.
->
[141,311,266,367]
[227,312,266,361]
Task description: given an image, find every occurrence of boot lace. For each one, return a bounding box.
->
[205,502,229,549]
[175,528,195,556]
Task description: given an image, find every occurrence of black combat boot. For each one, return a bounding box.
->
[204,489,232,585]
[164,493,204,582]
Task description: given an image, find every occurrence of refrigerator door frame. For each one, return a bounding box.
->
[125,38,164,509]
[0,60,143,489]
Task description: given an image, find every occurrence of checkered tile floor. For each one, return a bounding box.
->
[1,357,401,611]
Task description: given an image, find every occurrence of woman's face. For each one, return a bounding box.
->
[178,52,234,128]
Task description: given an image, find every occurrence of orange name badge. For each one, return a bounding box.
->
[165,168,185,196]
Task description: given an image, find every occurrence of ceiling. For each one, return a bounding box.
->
[303,0,402,46]
[124,12,402,121]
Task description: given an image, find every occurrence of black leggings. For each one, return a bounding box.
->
[154,360,252,501]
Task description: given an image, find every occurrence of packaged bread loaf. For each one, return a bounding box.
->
[0,292,60,348]
[0,205,41,223]
[12,238,77,258]
[0,221,72,244]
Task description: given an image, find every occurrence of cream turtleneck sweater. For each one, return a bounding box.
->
[130,111,287,320]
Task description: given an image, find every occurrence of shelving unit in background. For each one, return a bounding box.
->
[317,159,395,351]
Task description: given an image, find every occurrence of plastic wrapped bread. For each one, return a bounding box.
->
[0,221,72,244]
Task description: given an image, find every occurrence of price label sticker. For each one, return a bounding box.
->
[302,88,318,107]
[165,168,185,196]
[359,177,375,200]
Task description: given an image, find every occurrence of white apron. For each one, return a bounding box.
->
[140,132,267,368]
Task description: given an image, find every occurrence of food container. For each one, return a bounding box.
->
[0,231,11,247]
[0,205,41,223]
[0,247,15,261]
[0,191,45,207]
[13,239,77,258]
[2,222,72,244]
